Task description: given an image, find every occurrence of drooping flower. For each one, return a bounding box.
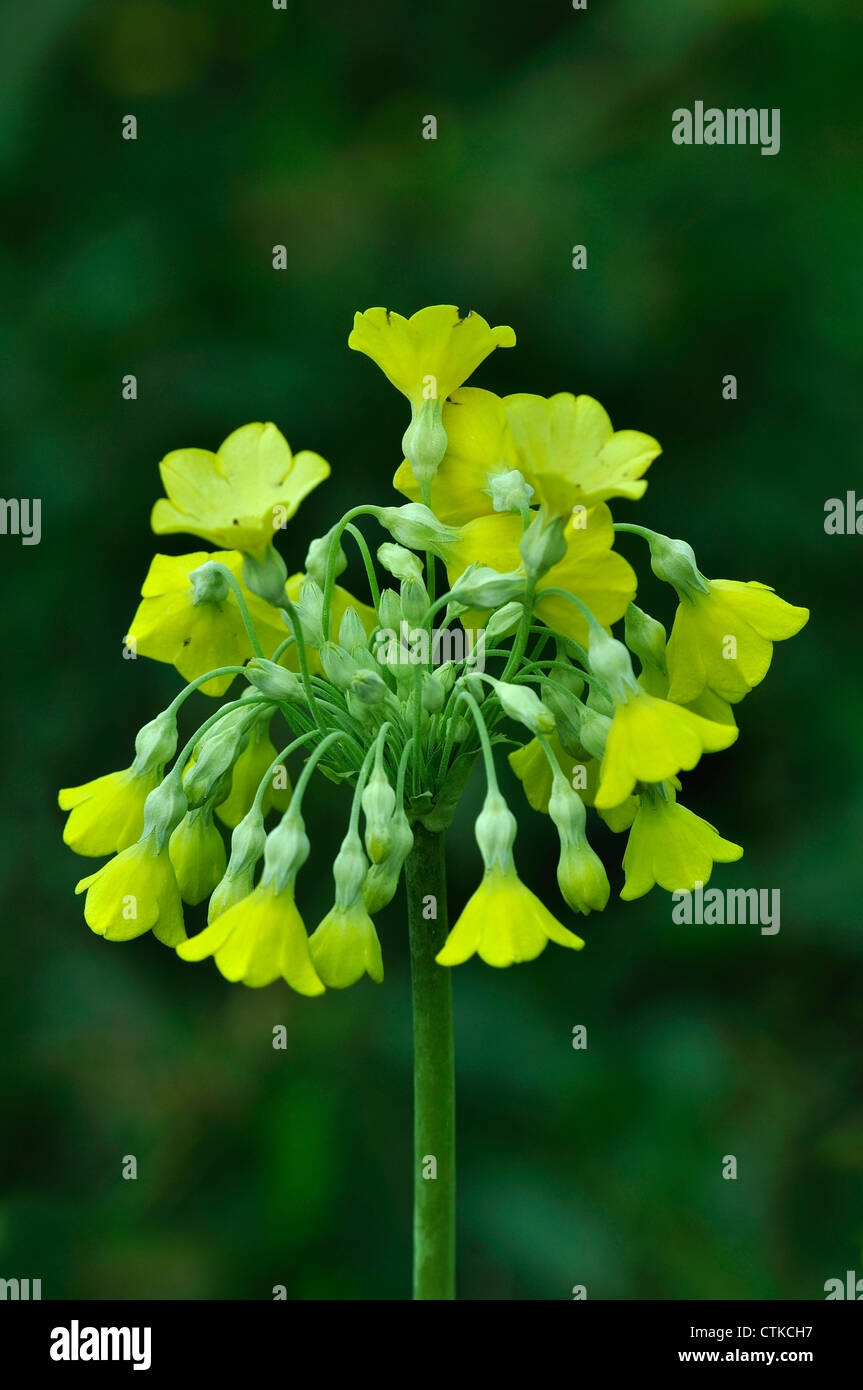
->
[177,807,323,994]
[59,709,178,857]
[620,784,743,899]
[348,307,515,409]
[436,788,585,967]
[309,897,384,988]
[503,392,661,518]
[151,422,330,558]
[126,551,288,695]
[665,580,810,705]
[168,806,227,906]
[594,688,738,810]
[76,836,185,945]
[441,503,636,645]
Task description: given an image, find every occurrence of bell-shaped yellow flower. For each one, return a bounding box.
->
[442,503,635,645]
[177,880,324,994]
[393,388,523,524]
[127,551,288,695]
[349,305,515,408]
[621,786,743,899]
[59,766,160,857]
[594,689,738,810]
[666,580,809,705]
[309,897,384,988]
[75,833,186,945]
[168,807,227,906]
[151,422,329,558]
[503,392,660,517]
[215,717,291,828]
[436,864,585,967]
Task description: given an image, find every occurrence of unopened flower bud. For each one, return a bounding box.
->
[241,542,288,606]
[184,706,261,807]
[377,543,423,582]
[333,828,369,903]
[245,658,303,702]
[142,770,187,847]
[485,600,524,642]
[587,627,637,700]
[374,504,459,558]
[450,563,524,608]
[400,574,430,625]
[624,602,667,671]
[320,642,358,689]
[519,512,567,578]
[262,809,310,893]
[209,805,268,918]
[548,773,609,914]
[132,708,179,774]
[363,811,413,912]
[189,560,231,605]
[305,525,347,587]
[422,672,446,713]
[361,765,397,864]
[338,605,369,652]
[350,669,389,707]
[494,679,556,735]
[579,707,612,760]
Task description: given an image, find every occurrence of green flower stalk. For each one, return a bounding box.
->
[58,304,809,1300]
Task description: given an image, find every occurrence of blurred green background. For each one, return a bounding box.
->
[1,0,861,1300]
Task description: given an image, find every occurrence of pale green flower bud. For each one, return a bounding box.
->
[624,602,667,671]
[142,770,187,847]
[436,661,456,693]
[422,672,446,713]
[189,560,231,605]
[241,542,288,606]
[208,806,268,919]
[377,588,402,631]
[333,827,369,903]
[646,531,710,600]
[245,658,303,701]
[579,707,612,760]
[305,525,347,587]
[548,774,609,914]
[587,627,637,700]
[338,605,369,652]
[294,578,325,645]
[363,811,413,913]
[132,708,179,774]
[450,563,524,608]
[320,641,358,689]
[494,679,556,735]
[374,504,459,557]
[485,468,534,514]
[400,574,430,625]
[377,542,423,582]
[401,397,448,487]
[542,683,585,757]
[519,512,567,578]
[475,788,517,869]
[262,809,310,893]
[485,600,524,642]
[361,765,397,864]
[350,669,390,707]
[184,706,261,808]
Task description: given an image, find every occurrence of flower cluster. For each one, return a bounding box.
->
[60,306,808,990]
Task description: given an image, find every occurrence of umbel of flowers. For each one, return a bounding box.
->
[59,306,807,1300]
[61,304,808,986]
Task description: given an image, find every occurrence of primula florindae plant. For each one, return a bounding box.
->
[60,305,808,1299]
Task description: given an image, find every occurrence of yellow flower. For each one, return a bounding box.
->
[594,689,738,810]
[504,392,661,517]
[151,422,329,558]
[215,717,291,828]
[393,388,522,524]
[436,865,585,967]
[177,880,324,993]
[75,834,186,945]
[441,503,635,645]
[127,551,288,695]
[621,786,743,900]
[666,580,809,705]
[309,898,384,988]
[59,767,160,857]
[348,306,515,408]
[169,807,227,906]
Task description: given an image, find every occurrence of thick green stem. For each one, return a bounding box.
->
[404,823,455,1300]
